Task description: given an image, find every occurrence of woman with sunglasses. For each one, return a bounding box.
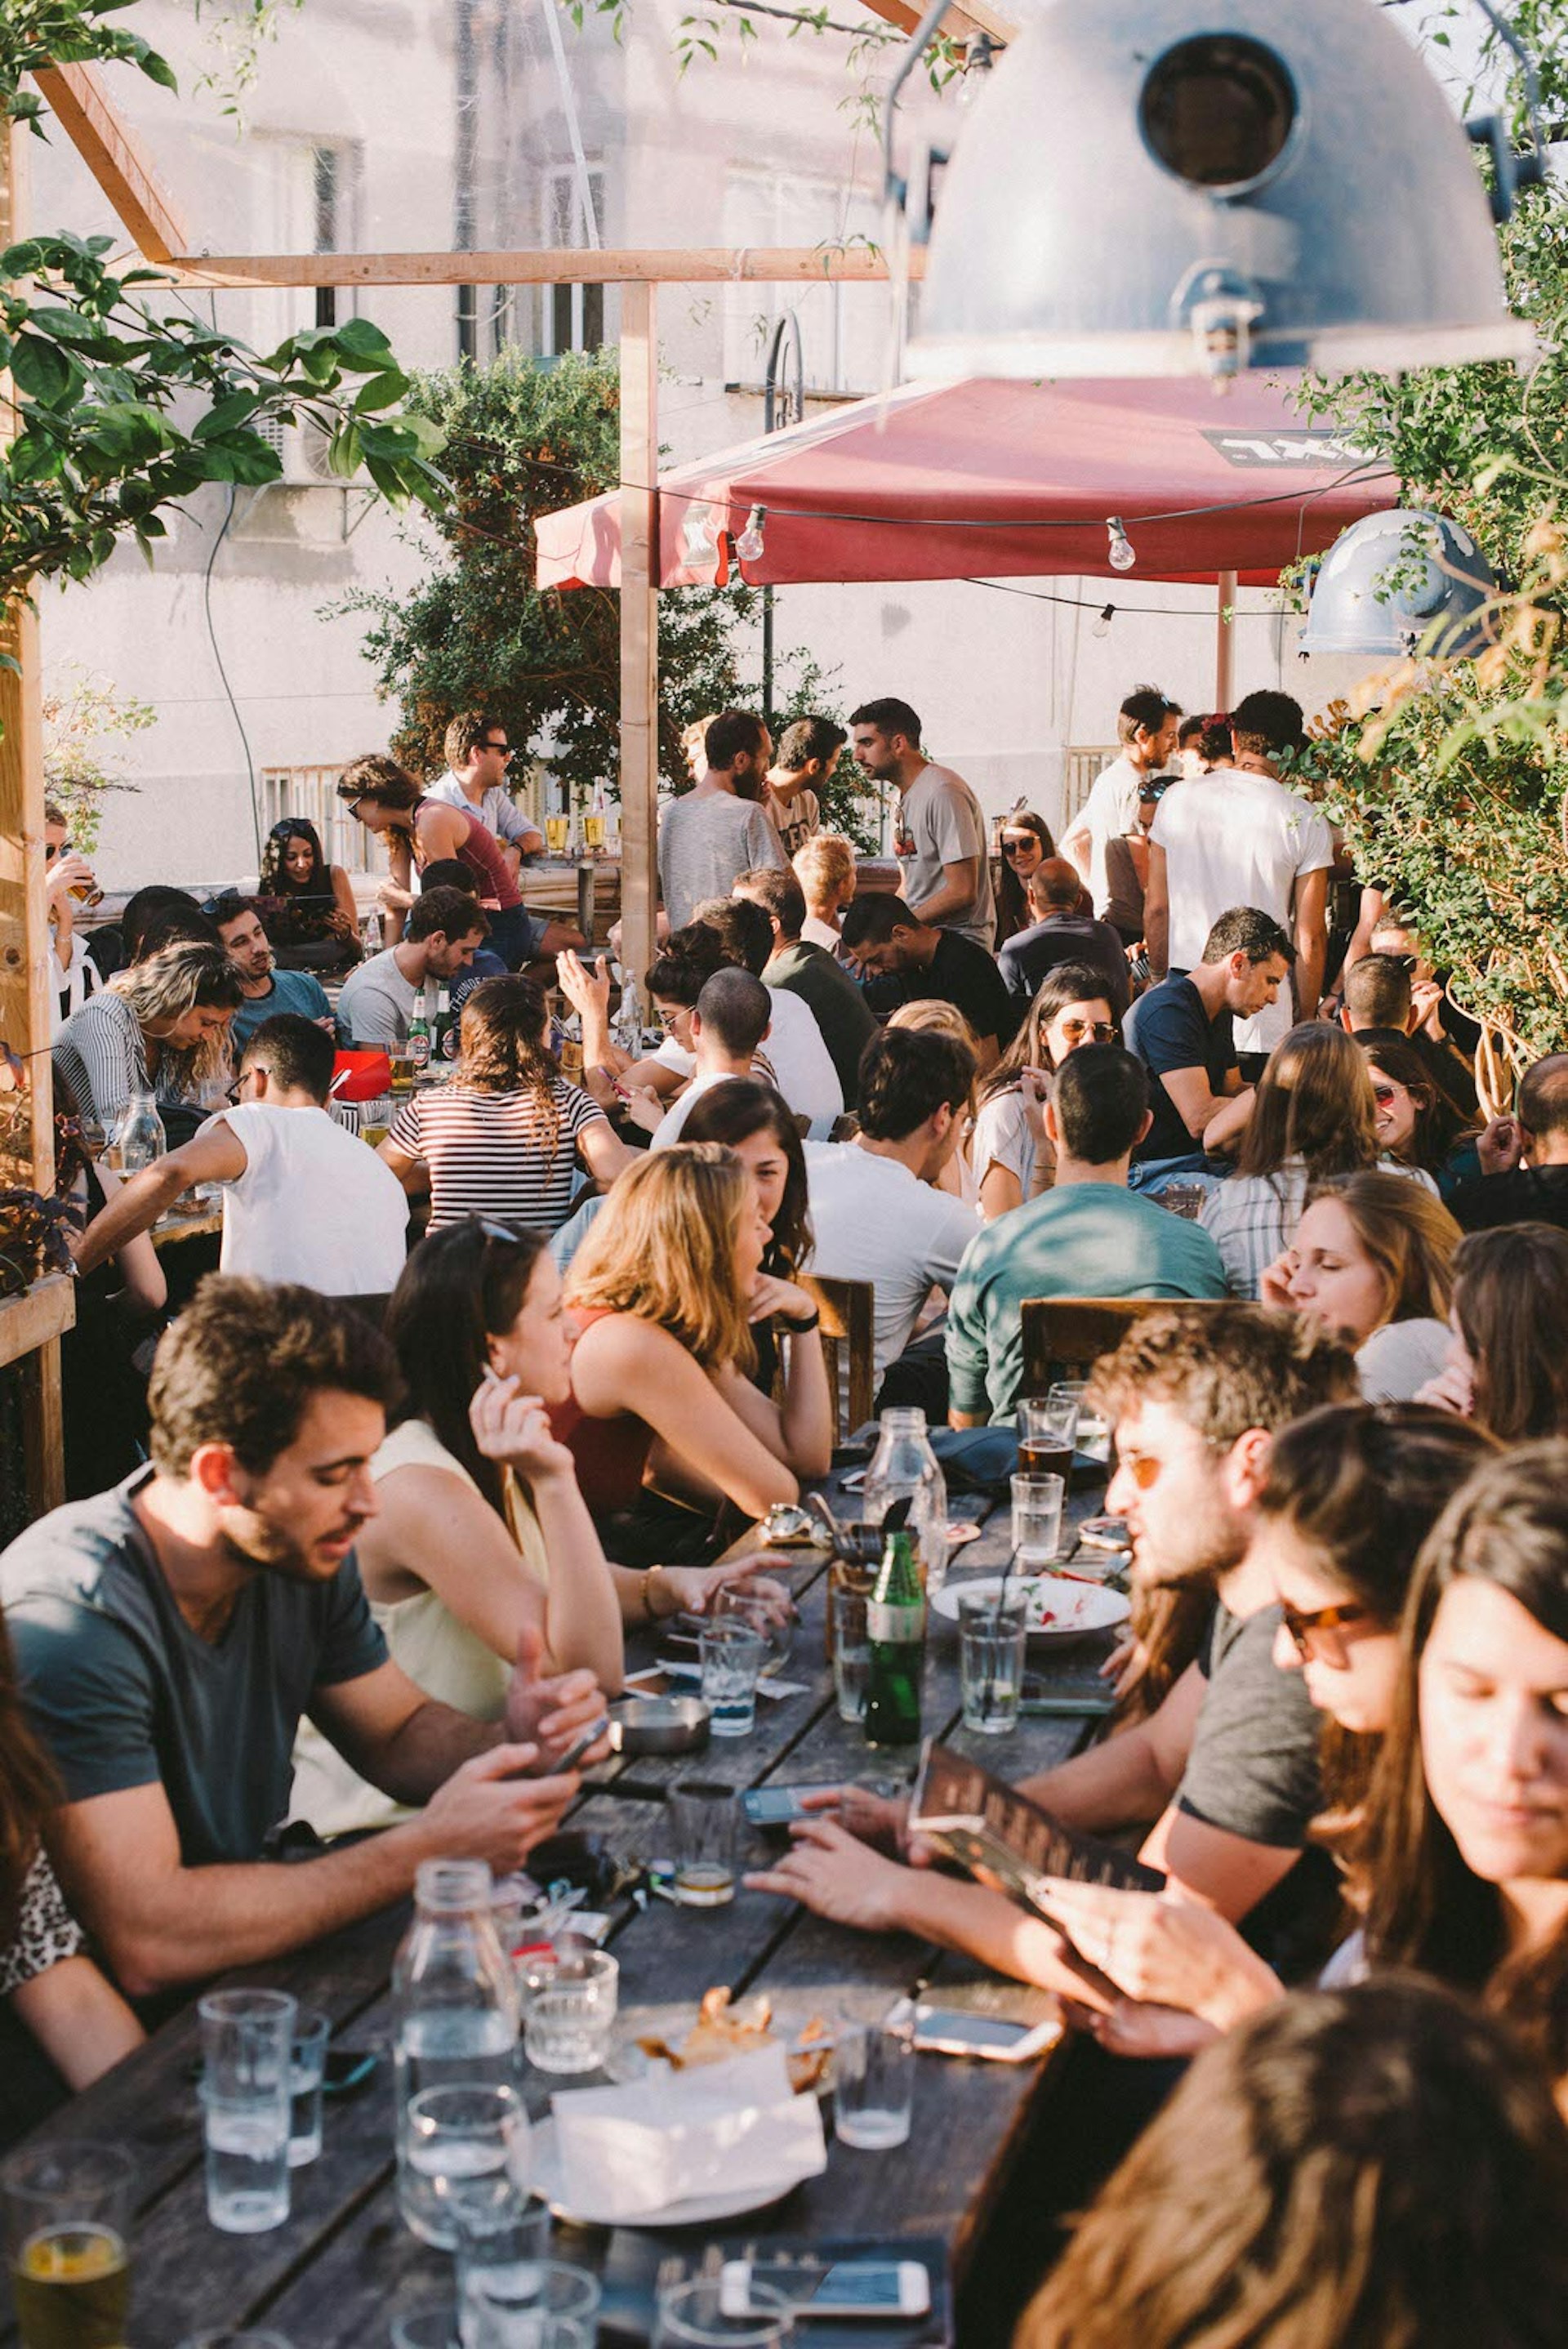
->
[1027,1404,1496,2053]
[1356,1031,1463,1183]
[556,1144,832,1563]
[256,818,363,974]
[1261,1168,1461,1402]
[1419,1223,1568,1443]
[969,962,1118,1219]
[992,810,1057,945]
[1200,1024,1421,1299]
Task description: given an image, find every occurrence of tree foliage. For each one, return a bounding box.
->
[344,347,768,802]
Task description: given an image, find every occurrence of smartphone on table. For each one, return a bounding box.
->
[895,1999,1062,2062]
[742,1785,817,1830]
[719,2258,931,2320]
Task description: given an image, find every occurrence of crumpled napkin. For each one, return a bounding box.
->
[551,2044,826,2219]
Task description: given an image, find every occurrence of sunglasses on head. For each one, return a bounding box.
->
[1279,1597,1374,1665]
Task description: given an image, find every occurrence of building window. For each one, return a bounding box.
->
[314,148,341,329]
[541,166,605,356]
[721,171,882,399]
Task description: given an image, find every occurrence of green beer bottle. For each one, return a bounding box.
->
[863,1528,925,1748]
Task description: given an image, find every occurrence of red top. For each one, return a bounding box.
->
[416,799,522,910]
[549,1308,657,1516]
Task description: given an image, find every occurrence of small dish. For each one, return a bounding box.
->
[607,1695,712,1755]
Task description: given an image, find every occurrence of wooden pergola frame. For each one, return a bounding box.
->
[4,22,978,1508]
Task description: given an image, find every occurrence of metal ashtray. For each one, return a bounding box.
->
[760,1502,822,1545]
[607,1696,712,1755]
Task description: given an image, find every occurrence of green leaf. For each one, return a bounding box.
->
[326,421,363,478]
[354,369,411,412]
[10,334,78,404]
[194,388,266,439]
[332,317,396,365]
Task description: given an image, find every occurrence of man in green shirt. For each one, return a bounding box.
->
[733,865,876,1109]
[947,1044,1228,1424]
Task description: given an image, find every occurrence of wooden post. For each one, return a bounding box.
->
[0,117,69,1517]
[1215,568,1237,710]
[618,284,659,1007]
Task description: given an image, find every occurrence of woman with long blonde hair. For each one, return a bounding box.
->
[51,938,241,1133]
[1263,1169,1460,1402]
[555,1144,832,1557]
[380,974,635,1232]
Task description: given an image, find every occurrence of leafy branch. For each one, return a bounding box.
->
[0,0,176,135]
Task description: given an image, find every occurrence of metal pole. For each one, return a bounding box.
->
[1215,568,1237,709]
[760,312,804,725]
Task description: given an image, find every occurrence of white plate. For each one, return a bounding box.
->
[929,1575,1130,1645]
[529,2116,809,2230]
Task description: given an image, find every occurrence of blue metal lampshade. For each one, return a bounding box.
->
[907,0,1533,381]
[1298,509,1496,659]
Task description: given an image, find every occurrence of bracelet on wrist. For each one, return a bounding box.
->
[642,1563,676,1621]
[778,1307,821,1334]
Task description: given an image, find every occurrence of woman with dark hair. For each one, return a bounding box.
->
[992,809,1058,945]
[1016,1978,1568,2349]
[1419,1223,1568,1442]
[1356,1030,1459,1180]
[1201,1024,1423,1298]
[336,751,534,968]
[379,974,634,1232]
[682,1079,813,1393]
[1363,1441,1568,2106]
[1036,1403,1496,2052]
[256,817,362,973]
[969,961,1116,1218]
[2,1618,142,2134]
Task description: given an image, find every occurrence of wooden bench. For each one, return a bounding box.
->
[1021,1294,1228,1387]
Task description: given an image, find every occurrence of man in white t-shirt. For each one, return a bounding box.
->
[1144,689,1333,1067]
[71,1014,408,1295]
[804,1027,979,1383]
[1060,685,1183,919]
[849,696,996,948]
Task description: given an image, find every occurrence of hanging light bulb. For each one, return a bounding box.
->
[1107,516,1137,573]
[736,505,767,564]
[958,32,996,104]
[1094,602,1116,638]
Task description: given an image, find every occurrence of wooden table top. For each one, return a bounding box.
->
[3,1460,1116,2349]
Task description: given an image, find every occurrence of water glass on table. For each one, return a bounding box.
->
[959,1586,1028,1735]
[461,2258,600,2349]
[831,1585,871,1724]
[198,1989,296,2235]
[2,2140,136,2349]
[1010,1472,1065,1571]
[286,2008,331,2167]
[655,2278,796,2346]
[699,1618,768,1736]
[668,1779,742,1907]
[519,1950,618,2074]
[833,2012,915,2151]
[403,2084,529,2253]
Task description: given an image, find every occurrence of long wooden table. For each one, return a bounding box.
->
[3,1463,1116,2347]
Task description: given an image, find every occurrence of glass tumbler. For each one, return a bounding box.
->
[959,1588,1028,1736]
[668,1780,741,1907]
[699,1619,768,1736]
[519,1950,618,2075]
[831,1585,871,1724]
[655,2277,795,2346]
[1010,1473,1064,1571]
[833,2013,915,2151]
[2,2140,136,2349]
[198,1990,296,2235]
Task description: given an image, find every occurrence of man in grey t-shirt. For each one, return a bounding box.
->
[335,886,487,1044]
[0,1278,603,1999]
[658,709,786,931]
[849,695,996,948]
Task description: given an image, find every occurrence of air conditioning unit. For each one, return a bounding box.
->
[254,413,360,487]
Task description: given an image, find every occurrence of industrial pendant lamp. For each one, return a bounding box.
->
[1298,510,1496,660]
[892,0,1540,382]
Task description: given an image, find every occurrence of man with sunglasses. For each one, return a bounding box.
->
[426,710,546,879]
[997,855,1130,1018]
[70,1013,408,1296]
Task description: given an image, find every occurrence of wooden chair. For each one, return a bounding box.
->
[799,1273,877,1442]
[1021,1295,1229,1388]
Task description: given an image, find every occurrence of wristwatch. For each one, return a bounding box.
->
[777,1306,821,1334]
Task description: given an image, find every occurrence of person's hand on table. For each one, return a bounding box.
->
[798,1783,911,1855]
[1099,1631,1146,1697]
[1258,1246,1298,1313]
[657,1550,795,1622]
[1036,1880,1283,2030]
[743,1816,908,1931]
[1062,1995,1223,2062]
[503,1625,610,1767]
[421,1743,580,1871]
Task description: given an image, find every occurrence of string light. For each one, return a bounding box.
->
[1107,515,1137,572]
[735,505,767,563]
[1093,602,1116,637]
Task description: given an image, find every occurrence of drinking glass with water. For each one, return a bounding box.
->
[198,1990,296,2235]
[832,2012,915,2151]
[287,2009,331,2168]
[518,1950,618,2074]
[959,1588,1028,1735]
[699,1619,768,1736]
[461,2257,600,2349]
[1010,1473,1065,1570]
[830,1586,870,1723]
[668,1781,741,1907]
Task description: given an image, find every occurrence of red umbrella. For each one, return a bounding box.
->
[535,374,1395,592]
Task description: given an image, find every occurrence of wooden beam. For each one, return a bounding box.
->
[617,287,659,1009]
[30,60,187,264]
[857,0,1016,41]
[1216,568,1238,710]
[169,245,927,291]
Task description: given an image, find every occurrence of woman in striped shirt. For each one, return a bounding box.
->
[51,938,242,1136]
[380,974,635,1232]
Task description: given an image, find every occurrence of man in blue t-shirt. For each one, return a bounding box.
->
[213,894,340,1050]
[1123,905,1294,1183]
[0,1280,605,2000]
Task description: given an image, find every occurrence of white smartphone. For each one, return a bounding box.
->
[894,1999,1062,2062]
[719,2259,931,2320]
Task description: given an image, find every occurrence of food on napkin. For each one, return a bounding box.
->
[551,2043,826,2220]
[637,1986,833,2090]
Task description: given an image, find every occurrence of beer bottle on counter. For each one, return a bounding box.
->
[863,1527,925,1748]
[408,979,434,1074]
[434,983,454,1061]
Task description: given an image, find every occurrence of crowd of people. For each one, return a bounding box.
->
[11,684,1568,2333]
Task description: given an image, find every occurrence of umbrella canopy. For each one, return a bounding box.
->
[534,374,1396,592]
